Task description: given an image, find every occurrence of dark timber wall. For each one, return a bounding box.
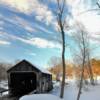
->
[7,60,53,96]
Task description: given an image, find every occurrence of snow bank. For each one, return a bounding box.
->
[19,80,100,100]
[20,94,63,100]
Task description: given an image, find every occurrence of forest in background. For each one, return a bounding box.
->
[49,58,100,80]
[0,58,100,81]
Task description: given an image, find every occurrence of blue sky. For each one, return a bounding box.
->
[0,0,100,68]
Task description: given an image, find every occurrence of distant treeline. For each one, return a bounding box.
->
[0,63,12,80]
[0,60,21,81]
[49,58,100,80]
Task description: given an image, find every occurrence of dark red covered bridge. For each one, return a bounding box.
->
[7,60,53,96]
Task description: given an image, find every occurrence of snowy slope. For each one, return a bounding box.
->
[20,81,100,100]
[20,94,62,100]
[51,82,100,100]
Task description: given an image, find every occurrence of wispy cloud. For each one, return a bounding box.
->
[17,37,61,49]
[35,24,55,34]
[28,52,36,56]
[0,32,61,49]
[0,14,36,35]
[0,19,4,31]
[90,34,100,44]
[14,16,36,33]
[0,0,54,26]
[0,40,11,45]
[0,20,4,25]
[0,10,55,36]
[26,37,61,49]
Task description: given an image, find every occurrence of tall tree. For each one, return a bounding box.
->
[56,0,66,98]
[77,29,86,100]
[72,23,89,100]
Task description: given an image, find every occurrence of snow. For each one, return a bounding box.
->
[0,80,8,89]
[40,68,52,75]
[34,64,52,75]
[80,85,100,100]
[0,80,8,96]
[52,81,100,100]
[51,81,100,100]
[19,80,100,100]
[20,94,62,100]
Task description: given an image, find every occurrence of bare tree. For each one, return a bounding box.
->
[48,56,61,68]
[56,0,66,98]
[0,63,11,81]
[77,30,86,100]
[48,56,62,81]
[96,2,100,8]
[86,47,94,85]
[71,23,90,100]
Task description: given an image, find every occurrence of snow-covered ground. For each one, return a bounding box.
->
[0,80,8,96]
[52,81,100,100]
[0,80,8,89]
[20,80,100,100]
[20,94,62,100]
[1,80,100,100]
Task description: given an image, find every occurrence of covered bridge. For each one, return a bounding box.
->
[7,60,53,96]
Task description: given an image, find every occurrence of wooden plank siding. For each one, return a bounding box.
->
[7,60,53,96]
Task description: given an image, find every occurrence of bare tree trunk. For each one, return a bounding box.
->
[87,55,94,85]
[60,27,66,98]
[77,31,86,100]
[56,0,66,98]
[77,64,84,100]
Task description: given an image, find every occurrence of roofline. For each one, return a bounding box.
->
[7,59,51,75]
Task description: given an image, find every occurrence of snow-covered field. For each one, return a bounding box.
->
[20,80,100,100]
[0,80,8,89]
[0,80,8,96]
[20,94,61,100]
[1,80,100,100]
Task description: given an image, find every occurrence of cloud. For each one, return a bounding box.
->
[17,36,61,49]
[14,16,36,33]
[0,0,54,25]
[67,0,95,16]
[25,49,37,56]
[90,34,100,44]
[1,14,36,34]
[0,32,11,45]
[0,13,55,36]
[34,24,55,34]
[27,37,61,48]
[28,52,36,56]
[76,12,100,34]
[67,0,99,31]
[67,0,100,44]
[0,0,31,13]
[0,20,4,30]
[0,20,4,25]
[0,32,61,49]
[0,40,11,45]
[0,27,3,31]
